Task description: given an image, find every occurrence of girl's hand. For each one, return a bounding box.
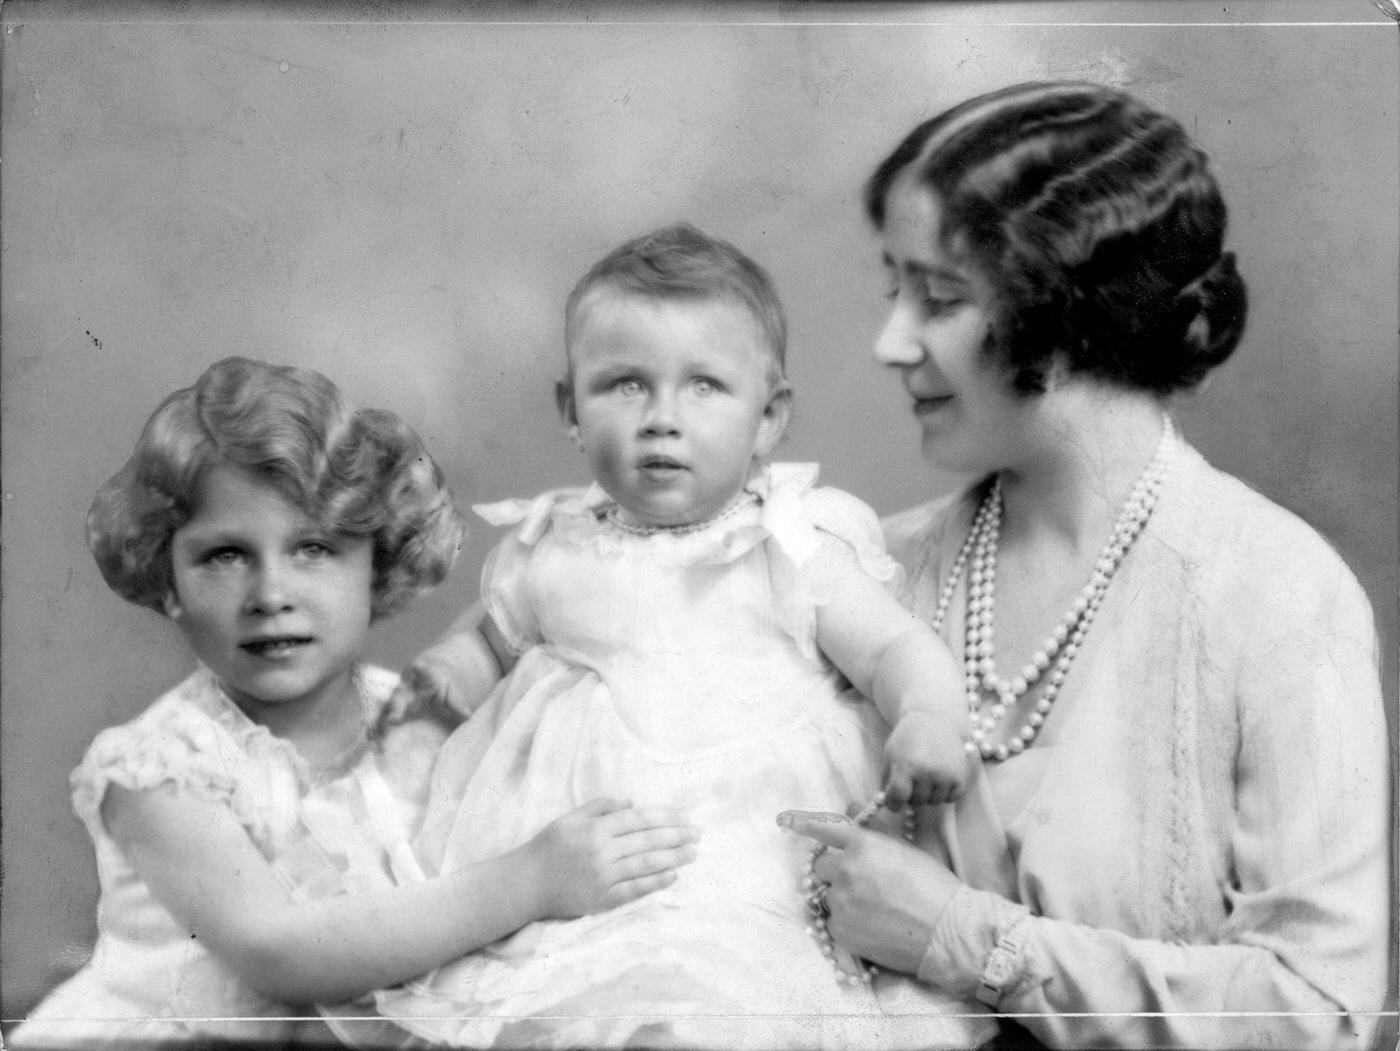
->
[883,708,970,808]
[523,798,699,918]
[777,808,963,975]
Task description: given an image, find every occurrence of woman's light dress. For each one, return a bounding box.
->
[891,441,1390,1050]
[13,664,444,1050]
[375,463,993,1050]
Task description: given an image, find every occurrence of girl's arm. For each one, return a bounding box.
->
[104,784,696,1006]
[811,536,970,805]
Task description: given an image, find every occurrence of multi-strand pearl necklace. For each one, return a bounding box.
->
[948,420,1176,761]
[606,492,758,537]
[801,420,1175,985]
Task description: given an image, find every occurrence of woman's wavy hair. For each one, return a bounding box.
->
[87,356,462,619]
[865,81,1248,395]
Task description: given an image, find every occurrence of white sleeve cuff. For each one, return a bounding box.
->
[917,884,1043,1009]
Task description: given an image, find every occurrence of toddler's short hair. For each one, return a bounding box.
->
[88,356,462,619]
[564,222,788,384]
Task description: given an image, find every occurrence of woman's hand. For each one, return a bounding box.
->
[778,809,964,975]
[523,798,699,919]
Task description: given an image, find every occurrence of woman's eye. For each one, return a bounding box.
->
[203,548,245,566]
[299,541,334,559]
[922,290,963,317]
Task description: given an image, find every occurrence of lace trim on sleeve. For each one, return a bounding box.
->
[69,672,304,848]
[917,884,1049,1008]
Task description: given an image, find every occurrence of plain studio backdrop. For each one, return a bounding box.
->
[1,0,1395,1033]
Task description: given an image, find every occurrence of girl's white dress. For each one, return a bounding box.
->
[374,464,993,1050]
[13,663,445,1050]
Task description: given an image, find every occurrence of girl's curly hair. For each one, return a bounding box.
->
[87,356,462,619]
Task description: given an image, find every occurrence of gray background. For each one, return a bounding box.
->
[3,0,1395,1030]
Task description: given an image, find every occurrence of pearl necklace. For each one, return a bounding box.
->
[951,421,1176,761]
[800,422,1174,986]
[803,791,915,987]
[606,492,758,537]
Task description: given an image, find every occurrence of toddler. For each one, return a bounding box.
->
[374,225,988,1049]
[12,357,696,1050]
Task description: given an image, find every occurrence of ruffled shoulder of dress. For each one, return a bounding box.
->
[471,466,895,580]
[473,485,612,548]
[752,462,898,584]
[69,665,306,844]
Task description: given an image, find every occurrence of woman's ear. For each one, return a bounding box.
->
[754,383,793,459]
[555,379,585,451]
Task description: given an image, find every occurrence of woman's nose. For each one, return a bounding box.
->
[244,560,294,615]
[873,298,927,367]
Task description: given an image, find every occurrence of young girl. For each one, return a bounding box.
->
[12,357,698,1050]
[373,224,995,1049]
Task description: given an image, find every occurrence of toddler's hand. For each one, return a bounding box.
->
[373,662,464,740]
[883,709,970,808]
[524,798,699,918]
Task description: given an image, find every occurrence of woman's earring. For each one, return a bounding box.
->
[568,426,585,452]
[162,590,184,620]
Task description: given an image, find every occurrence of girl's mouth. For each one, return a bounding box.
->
[241,637,313,658]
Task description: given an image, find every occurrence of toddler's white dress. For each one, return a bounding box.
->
[375,464,992,1050]
[12,663,444,1050]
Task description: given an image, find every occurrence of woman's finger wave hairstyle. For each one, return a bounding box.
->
[866,80,1248,394]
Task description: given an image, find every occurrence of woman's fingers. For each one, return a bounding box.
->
[776,809,856,849]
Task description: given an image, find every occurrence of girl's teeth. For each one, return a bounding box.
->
[247,639,304,656]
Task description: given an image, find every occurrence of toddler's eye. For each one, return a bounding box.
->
[692,378,718,397]
[616,378,643,397]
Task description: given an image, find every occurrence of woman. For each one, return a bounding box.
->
[781,81,1390,1049]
